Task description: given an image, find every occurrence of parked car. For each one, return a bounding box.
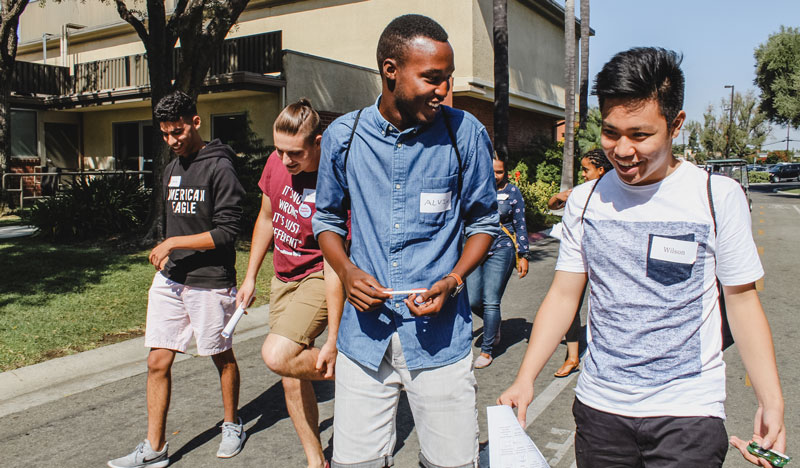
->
[769,163,800,183]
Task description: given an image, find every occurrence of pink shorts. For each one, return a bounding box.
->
[144,272,237,356]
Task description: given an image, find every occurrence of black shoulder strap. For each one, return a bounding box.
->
[707,171,717,234]
[580,178,599,224]
[343,108,364,173]
[441,108,464,195]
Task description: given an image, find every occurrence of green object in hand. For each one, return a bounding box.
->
[747,441,791,467]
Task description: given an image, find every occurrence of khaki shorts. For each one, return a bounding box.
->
[269,270,327,346]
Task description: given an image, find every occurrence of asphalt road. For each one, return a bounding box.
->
[0,185,797,468]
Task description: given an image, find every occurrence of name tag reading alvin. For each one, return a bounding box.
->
[420,191,452,213]
[649,236,698,264]
[168,176,181,187]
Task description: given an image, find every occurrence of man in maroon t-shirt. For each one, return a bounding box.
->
[238,99,342,468]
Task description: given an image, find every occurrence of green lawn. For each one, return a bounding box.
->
[785,188,800,194]
[0,238,272,371]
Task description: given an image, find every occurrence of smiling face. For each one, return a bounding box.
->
[274,131,321,175]
[600,98,685,186]
[159,116,205,158]
[580,157,605,181]
[380,36,454,130]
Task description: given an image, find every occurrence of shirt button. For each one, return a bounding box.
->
[392,261,398,267]
[396,143,402,148]
[395,184,401,189]
[395,303,401,308]
[394,223,400,229]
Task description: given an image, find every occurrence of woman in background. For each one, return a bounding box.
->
[467,156,530,369]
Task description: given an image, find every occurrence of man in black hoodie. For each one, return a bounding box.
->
[108,91,246,468]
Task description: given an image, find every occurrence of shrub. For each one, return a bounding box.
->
[749,171,769,183]
[510,161,560,231]
[27,175,150,241]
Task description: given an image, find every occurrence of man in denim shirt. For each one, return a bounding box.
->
[312,14,499,468]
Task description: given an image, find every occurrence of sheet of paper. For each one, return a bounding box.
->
[488,405,551,468]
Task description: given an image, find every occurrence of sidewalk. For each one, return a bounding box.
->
[0,304,270,418]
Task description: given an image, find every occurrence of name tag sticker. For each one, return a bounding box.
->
[497,193,510,201]
[649,236,698,264]
[420,191,452,213]
[168,176,181,187]
[301,188,316,204]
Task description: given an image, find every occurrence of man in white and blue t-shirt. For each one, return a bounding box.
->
[499,47,786,467]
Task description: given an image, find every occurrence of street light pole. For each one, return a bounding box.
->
[724,84,734,158]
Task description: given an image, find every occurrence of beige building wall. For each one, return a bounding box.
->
[198,91,281,146]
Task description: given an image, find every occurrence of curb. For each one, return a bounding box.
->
[0,304,270,418]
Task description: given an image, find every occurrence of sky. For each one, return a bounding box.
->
[567,0,800,151]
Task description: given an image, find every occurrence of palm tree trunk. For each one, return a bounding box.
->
[578,0,590,131]
[561,0,577,191]
[493,0,509,161]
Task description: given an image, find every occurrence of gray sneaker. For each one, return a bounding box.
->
[216,418,246,458]
[107,440,169,468]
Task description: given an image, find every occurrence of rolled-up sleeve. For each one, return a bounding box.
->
[313,121,350,239]
[462,128,500,238]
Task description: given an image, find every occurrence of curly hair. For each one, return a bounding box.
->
[154,90,198,122]
[583,149,613,173]
[376,14,448,68]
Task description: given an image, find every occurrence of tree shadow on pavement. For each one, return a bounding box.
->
[473,318,532,361]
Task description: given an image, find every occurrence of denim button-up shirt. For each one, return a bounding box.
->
[312,100,500,371]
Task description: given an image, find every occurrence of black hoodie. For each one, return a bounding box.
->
[161,139,245,289]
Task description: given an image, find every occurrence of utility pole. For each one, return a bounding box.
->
[723,85,734,158]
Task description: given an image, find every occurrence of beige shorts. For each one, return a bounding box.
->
[144,272,237,356]
[269,270,327,346]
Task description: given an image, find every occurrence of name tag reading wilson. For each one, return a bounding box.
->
[420,191,452,213]
[649,236,698,264]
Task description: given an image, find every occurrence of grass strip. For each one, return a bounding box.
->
[0,238,272,371]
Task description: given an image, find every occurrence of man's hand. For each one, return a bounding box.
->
[149,238,174,271]
[404,276,456,317]
[497,380,535,428]
[547,189,572,210]
[236,277,257,309]
[315,339,338,379]
[517,257,529,278]
[341,264,391,312]
[730,404,787,467]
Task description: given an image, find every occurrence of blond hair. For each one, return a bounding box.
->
[273,98,321,142]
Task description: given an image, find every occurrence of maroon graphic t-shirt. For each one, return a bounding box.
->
[259,151,323,282]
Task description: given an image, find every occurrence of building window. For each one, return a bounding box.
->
[113,120,154,187]
[11,110,38,157]
[212,113,248,152]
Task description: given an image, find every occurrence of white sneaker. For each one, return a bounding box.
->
[107,440,169,468]
[216,417,246,458]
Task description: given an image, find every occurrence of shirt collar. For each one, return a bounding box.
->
[371,95,433,137]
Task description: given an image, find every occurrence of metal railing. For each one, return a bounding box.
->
[2,170,152,208]
[15,30,283,97]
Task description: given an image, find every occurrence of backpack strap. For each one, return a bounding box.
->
[580,178,599,224]
[441,108,464,195]
[706,171,734,351]
[343,108,364,173]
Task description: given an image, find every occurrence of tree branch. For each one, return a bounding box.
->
[113,0,149,45]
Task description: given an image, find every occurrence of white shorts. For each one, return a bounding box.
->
[332,333,479,468]
[144,272,237,356]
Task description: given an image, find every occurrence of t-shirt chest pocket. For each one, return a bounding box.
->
[419,174,457,226]
[646,233,699,286]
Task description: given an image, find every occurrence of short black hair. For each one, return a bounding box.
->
[376,14,449,68]
[154,90,198,123]
[593,47,685,126]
